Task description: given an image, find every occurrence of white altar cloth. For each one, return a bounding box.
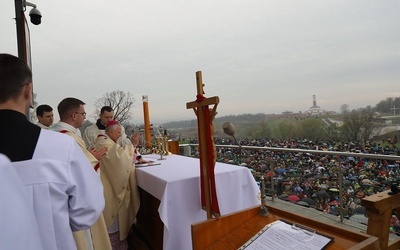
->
[136,154,260,250]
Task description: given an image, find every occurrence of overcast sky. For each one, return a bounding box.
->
[2,1,399,124]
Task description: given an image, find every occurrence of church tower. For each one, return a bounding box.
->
[309,95,321,116]
[313,95,317,107]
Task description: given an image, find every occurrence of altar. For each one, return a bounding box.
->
[135,154,260,250]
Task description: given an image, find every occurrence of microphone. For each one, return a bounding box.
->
[222,121,236,137]
[222,122,248,155]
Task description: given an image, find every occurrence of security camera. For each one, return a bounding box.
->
[29,8,42,25]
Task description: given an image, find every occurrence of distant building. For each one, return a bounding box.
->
[308,95,323,116]
[282,111,294,115]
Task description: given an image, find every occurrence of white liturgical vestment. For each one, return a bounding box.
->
[95,134,140,240]
[11,129,105,250]
[0,154,43,250]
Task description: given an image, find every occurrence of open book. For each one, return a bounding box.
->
[239,219,333,250]
[135,161,161,167]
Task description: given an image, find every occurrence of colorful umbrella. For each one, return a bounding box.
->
[296,201,310,207]
[276,168,286,174]
[329,200,340,206]
[300,197,316,206]
[287,194,300,203]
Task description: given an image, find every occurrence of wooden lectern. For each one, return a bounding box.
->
[192,205,379,250]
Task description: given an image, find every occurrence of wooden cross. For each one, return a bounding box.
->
[390,106,398,116]
[186,71,220,219]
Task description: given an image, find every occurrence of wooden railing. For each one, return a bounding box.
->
[188,143,400,250]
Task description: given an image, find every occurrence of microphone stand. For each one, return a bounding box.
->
[222,121,269,216]
[259,175,270,216]
[231,135,249,155]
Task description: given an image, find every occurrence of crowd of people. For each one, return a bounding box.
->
[189,137,400,231]
[0,54,141,250]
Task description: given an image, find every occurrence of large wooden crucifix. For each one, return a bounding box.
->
[186,71,220,219]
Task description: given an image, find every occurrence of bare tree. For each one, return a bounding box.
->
[94,90,135,125]
[340,106,380,141]
[340,104,349,114]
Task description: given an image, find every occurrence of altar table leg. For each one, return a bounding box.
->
[129,187,163,250]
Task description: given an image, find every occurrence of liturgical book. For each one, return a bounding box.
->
[238,219,333,250]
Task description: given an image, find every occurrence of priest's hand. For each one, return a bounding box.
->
[90,147,108,160]
[131,132,141,147]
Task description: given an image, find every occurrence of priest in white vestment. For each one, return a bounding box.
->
[95,120,140,249]
[83,106,126,150]
[53,97,112,250]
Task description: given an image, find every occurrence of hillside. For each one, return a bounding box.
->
[162,113,400,141]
